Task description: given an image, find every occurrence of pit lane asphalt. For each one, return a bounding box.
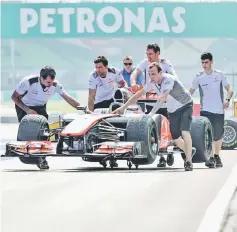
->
[1,124,237,232]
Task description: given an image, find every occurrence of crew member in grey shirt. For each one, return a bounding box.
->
[189,52,234,168]
[112,62,196,171]
[130,43,176,118]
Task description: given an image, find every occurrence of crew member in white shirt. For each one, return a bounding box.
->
[11,66,81,169]
[189,52,234,169]
[88,56,127,168]
[88,56,127,112]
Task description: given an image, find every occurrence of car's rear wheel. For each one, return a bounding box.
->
[222,120,237,150]
[126,115,159,165]
[190,116,213,163]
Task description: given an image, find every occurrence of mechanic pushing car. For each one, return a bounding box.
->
[88,56,127,168]
[130,43,176,118]
[88,55,127,111]
[11,66,81,169]
[112,62,196,171]
[130,43,177,167]
[189,52,234,168]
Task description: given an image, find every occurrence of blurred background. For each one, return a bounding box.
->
[1,0,237,112]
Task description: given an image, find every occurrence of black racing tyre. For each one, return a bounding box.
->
[17,115,49,164]
[126,115,159,165]
[151,114,162,142]
[190,116,213,163]
[222,120,237,150]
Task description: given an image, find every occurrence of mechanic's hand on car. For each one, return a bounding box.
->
[130,84,140,92]
[224,101,230,109]
[26,109,37,114]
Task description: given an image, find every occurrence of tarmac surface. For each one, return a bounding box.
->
[0,123,237,232]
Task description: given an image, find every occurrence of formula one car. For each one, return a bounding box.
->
[2,88,214,169]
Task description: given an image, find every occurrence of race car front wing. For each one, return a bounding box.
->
[2,140,147,161]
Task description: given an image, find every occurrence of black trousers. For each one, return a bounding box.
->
[15,104,48,165]
[168,102,193,140]
[94,98,114,110]
[200,111,224,141]
[15,104,48,122]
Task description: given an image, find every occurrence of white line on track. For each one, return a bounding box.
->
[196,164,237,232]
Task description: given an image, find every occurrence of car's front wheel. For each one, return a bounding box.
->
[17,114,49,164]
[126,115,159,165]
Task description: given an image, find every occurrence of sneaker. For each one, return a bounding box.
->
[36,157,49,170]
[184,161,193,171]
[181,147,196,162]
[214,155,223,168]
[205,157,216,168]
[166,153,174,166]
[157,157,166,167]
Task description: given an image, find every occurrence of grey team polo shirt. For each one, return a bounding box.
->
[144,73,192,113]
[191,69,229,114]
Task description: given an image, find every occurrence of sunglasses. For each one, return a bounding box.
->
[124,63,132,66]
